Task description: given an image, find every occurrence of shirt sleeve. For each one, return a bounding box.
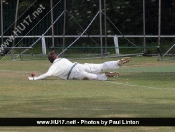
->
[33,67,54,80]
[34,72,50,80]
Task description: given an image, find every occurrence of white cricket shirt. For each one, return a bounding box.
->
[34,58,75,80]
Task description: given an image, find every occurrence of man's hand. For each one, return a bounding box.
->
[28,77,35,80]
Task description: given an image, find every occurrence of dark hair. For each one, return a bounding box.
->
[48,51,58,63]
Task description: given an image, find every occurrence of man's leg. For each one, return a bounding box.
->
[84,57,130,73]
[73,70,108,81]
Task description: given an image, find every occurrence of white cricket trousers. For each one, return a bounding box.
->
[71,60,120,81]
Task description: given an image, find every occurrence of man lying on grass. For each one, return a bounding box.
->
[28,51,130,81]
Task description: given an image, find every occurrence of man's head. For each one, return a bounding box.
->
[48,51,58,63]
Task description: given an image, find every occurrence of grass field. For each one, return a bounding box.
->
[0,56,175,132]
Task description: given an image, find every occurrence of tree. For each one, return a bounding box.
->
[4,0,175,36]
[69,0,175,36]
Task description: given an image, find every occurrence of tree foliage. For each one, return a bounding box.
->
[69,0,175,35]
[3,0,175,36]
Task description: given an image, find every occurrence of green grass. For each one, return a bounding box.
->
[0,56,175,131]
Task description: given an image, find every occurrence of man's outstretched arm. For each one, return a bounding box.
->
[28,72,51,81]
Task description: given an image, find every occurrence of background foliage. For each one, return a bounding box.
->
[3,0,175,35]
[1,0,175,54]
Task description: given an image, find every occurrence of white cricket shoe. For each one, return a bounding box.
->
[118,57,131,66]
[105,72,119,77]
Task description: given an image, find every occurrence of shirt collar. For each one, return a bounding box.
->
[53,58,62,64]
